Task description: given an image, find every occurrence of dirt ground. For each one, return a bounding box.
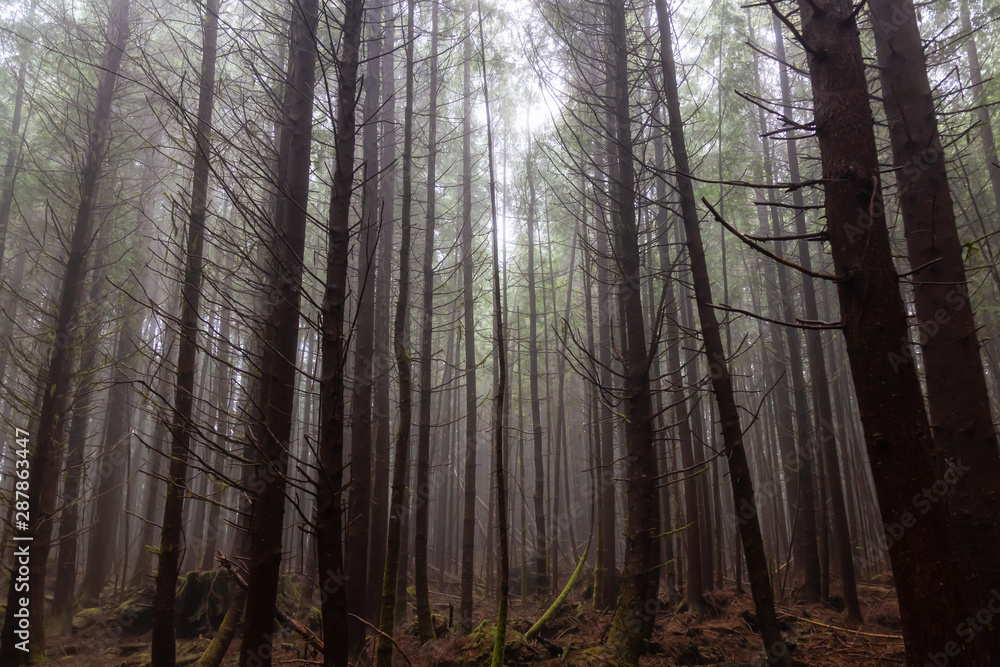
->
[44,582,905,665]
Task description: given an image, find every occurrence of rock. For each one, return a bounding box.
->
[112,597,153,635]
[72,607,102,632]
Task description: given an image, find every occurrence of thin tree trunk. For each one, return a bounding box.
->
[770,13,823,602]
[368,0,395,623]
[525,130,548,600]
[476,4,509,661]
[80,310,139,604]
[458,6,478,633]
[375,1,415,661]
[200,285,234,572]
[315,0,364,664]
[0,0,34,271]
[151,0,218,660]
[594,178,618,612]
[413,0,439,643]
[654,1,790,663]
[49,231,112,634]
[962,0,1000,221]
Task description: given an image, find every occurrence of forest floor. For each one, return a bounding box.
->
[44,580,905,665]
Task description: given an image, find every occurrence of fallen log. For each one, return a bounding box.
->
[525,533,591,642]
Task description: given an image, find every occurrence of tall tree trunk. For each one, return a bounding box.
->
[593,171,618,611]
[0,239,28,391]
[151,0,218,660]
[793,0,975,662]
[770,14,822,602]
[475,4,509,662]
[237,0,319,663]
[654,1,790,663]
[670,278,707,613]
[600,0,661,660]
[48,230,112,634]
[413,0,439,644]
[316,0,364,664]
[458,6,478,633]
[346,0,380,652]
[368,0,395,623]
[131,324,176,587]
[869,2,1000,655]
[200,284,235,571]
[653,106,705,615]
[525,131,548,600]
[0,0,129,660]
[375,0,415,662]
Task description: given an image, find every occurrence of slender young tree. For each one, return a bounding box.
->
[458,5,478,634]
[476,3,509,664]
[0,0,34,272]
[80,306,139,604]
[368,0,396,622]
[770,13,822,601]
[525,128,548,599]
[49,228,112,633]
[961,0,1000,217]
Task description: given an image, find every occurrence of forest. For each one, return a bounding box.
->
[0,0,999,664]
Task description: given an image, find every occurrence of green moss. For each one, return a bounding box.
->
[72,607,103,631]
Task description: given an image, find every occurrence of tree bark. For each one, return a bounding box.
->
[413,0,440,644]
[525,130,548,600]
[200,283,235,572]
[869,1,1000,655]
[475,5,509,662]
[961,0,1000,221]
[769,14,822,602]
[593,168,618,612]
[0,0,34,272]
[49,232,111,634]
[793,0,975,662]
